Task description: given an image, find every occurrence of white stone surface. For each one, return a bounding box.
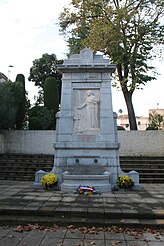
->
[61,173,112,193]
[0,134,4,153]
[74,89,100,133]
[118,131,164,156]
[1,130,55,154]
[51,48,125,191]
[1,130,164,157]
[33,170,47,189]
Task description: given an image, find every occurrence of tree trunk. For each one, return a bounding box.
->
[117,64,137,130]
[123,90,138,130]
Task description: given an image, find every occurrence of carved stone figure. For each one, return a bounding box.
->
[76,90,99,132]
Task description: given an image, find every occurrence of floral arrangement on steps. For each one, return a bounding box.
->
[77,185,97,195]
[41,173,58,189]
[116,175,134,190]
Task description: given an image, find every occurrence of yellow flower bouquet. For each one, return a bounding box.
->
[41,173,58,189]
[117,175,134,190]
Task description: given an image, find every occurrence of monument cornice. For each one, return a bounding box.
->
[57,64,116,74]
[54,142,120,149]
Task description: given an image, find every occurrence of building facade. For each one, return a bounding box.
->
[117,114,149,130]
[0,72,8,82]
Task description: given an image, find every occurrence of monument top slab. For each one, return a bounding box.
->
[58,48,116,72]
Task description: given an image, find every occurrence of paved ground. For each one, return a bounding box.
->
[0,181,164,228]
[0,224,164,245]
[0,181,164,245]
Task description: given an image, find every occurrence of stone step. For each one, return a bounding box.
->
[0,154,164,182]
[120,156,164,183]
[140,178,164,183]
[0,160,53,165]
[0,169,49,175]
[0,175,34,181]
[141,174,164,178]
[0,160,53,164]
[120,156,164,160]
[0,162,53,167]
[0,169,51,176]
[121,165,164,170]
[121,160,164,164]
[0,153,54,181]
[0,199,163,228]
[0,215,162,228]
[122,162,164,165]
[0,166,52,173]
[0,154,53,162]
[122,169,164,174]
[122,168,164,171]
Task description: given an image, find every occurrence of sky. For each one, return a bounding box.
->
[0,0,163,117]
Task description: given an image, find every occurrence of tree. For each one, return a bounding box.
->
[67,23,89,55]
[28,106,55,130]
[0,81,18,129]
[146,113,164,130]
[59,0,164,129]
[44,77,59,129]
[44,77,59,113]
[14,74,26,129]
[0,74,30,130]
[28,53,63,103]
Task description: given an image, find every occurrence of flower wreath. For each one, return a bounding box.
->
[77,185,97,195]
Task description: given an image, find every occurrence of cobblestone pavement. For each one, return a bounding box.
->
[0,224,164,246]
[0,181,164,228]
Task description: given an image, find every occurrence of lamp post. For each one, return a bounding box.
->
[8,65,14,81]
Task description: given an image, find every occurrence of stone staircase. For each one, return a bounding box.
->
[0,154,163,183]
[0,154,53,181]
[120,156,164,183]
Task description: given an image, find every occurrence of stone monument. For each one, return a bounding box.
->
[33,48,140,192]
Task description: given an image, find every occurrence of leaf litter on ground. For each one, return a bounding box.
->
[13,223,163,240]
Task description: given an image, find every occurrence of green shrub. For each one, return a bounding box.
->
[28,106,55,129]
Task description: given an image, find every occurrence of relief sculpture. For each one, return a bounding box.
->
[74,90,100,133]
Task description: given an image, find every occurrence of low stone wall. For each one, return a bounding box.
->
[1,130,55,154]
[0,130,164,156]
[118,131,164,156]
[0,133,4,153]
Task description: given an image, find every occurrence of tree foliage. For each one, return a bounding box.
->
[44,77,59,113]
[59,0,164,129]
[14,74,26,129]
[146,113,164,130]
[0,74,30,130]
[28,106,55,130]
[28,53,63,103]
[0,81,18,129]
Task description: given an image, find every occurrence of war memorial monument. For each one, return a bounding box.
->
[34,48,140,192]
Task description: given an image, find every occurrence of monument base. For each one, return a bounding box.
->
[32,169,141,192]
[61,172,112,193]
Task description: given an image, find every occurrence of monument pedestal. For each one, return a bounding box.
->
[61,172,111,193]
[52,138,121,191]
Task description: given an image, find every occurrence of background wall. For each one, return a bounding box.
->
[1,131,55,155]
[118,131,164,156]
[0,130,164,156]
[0,133,4,153]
